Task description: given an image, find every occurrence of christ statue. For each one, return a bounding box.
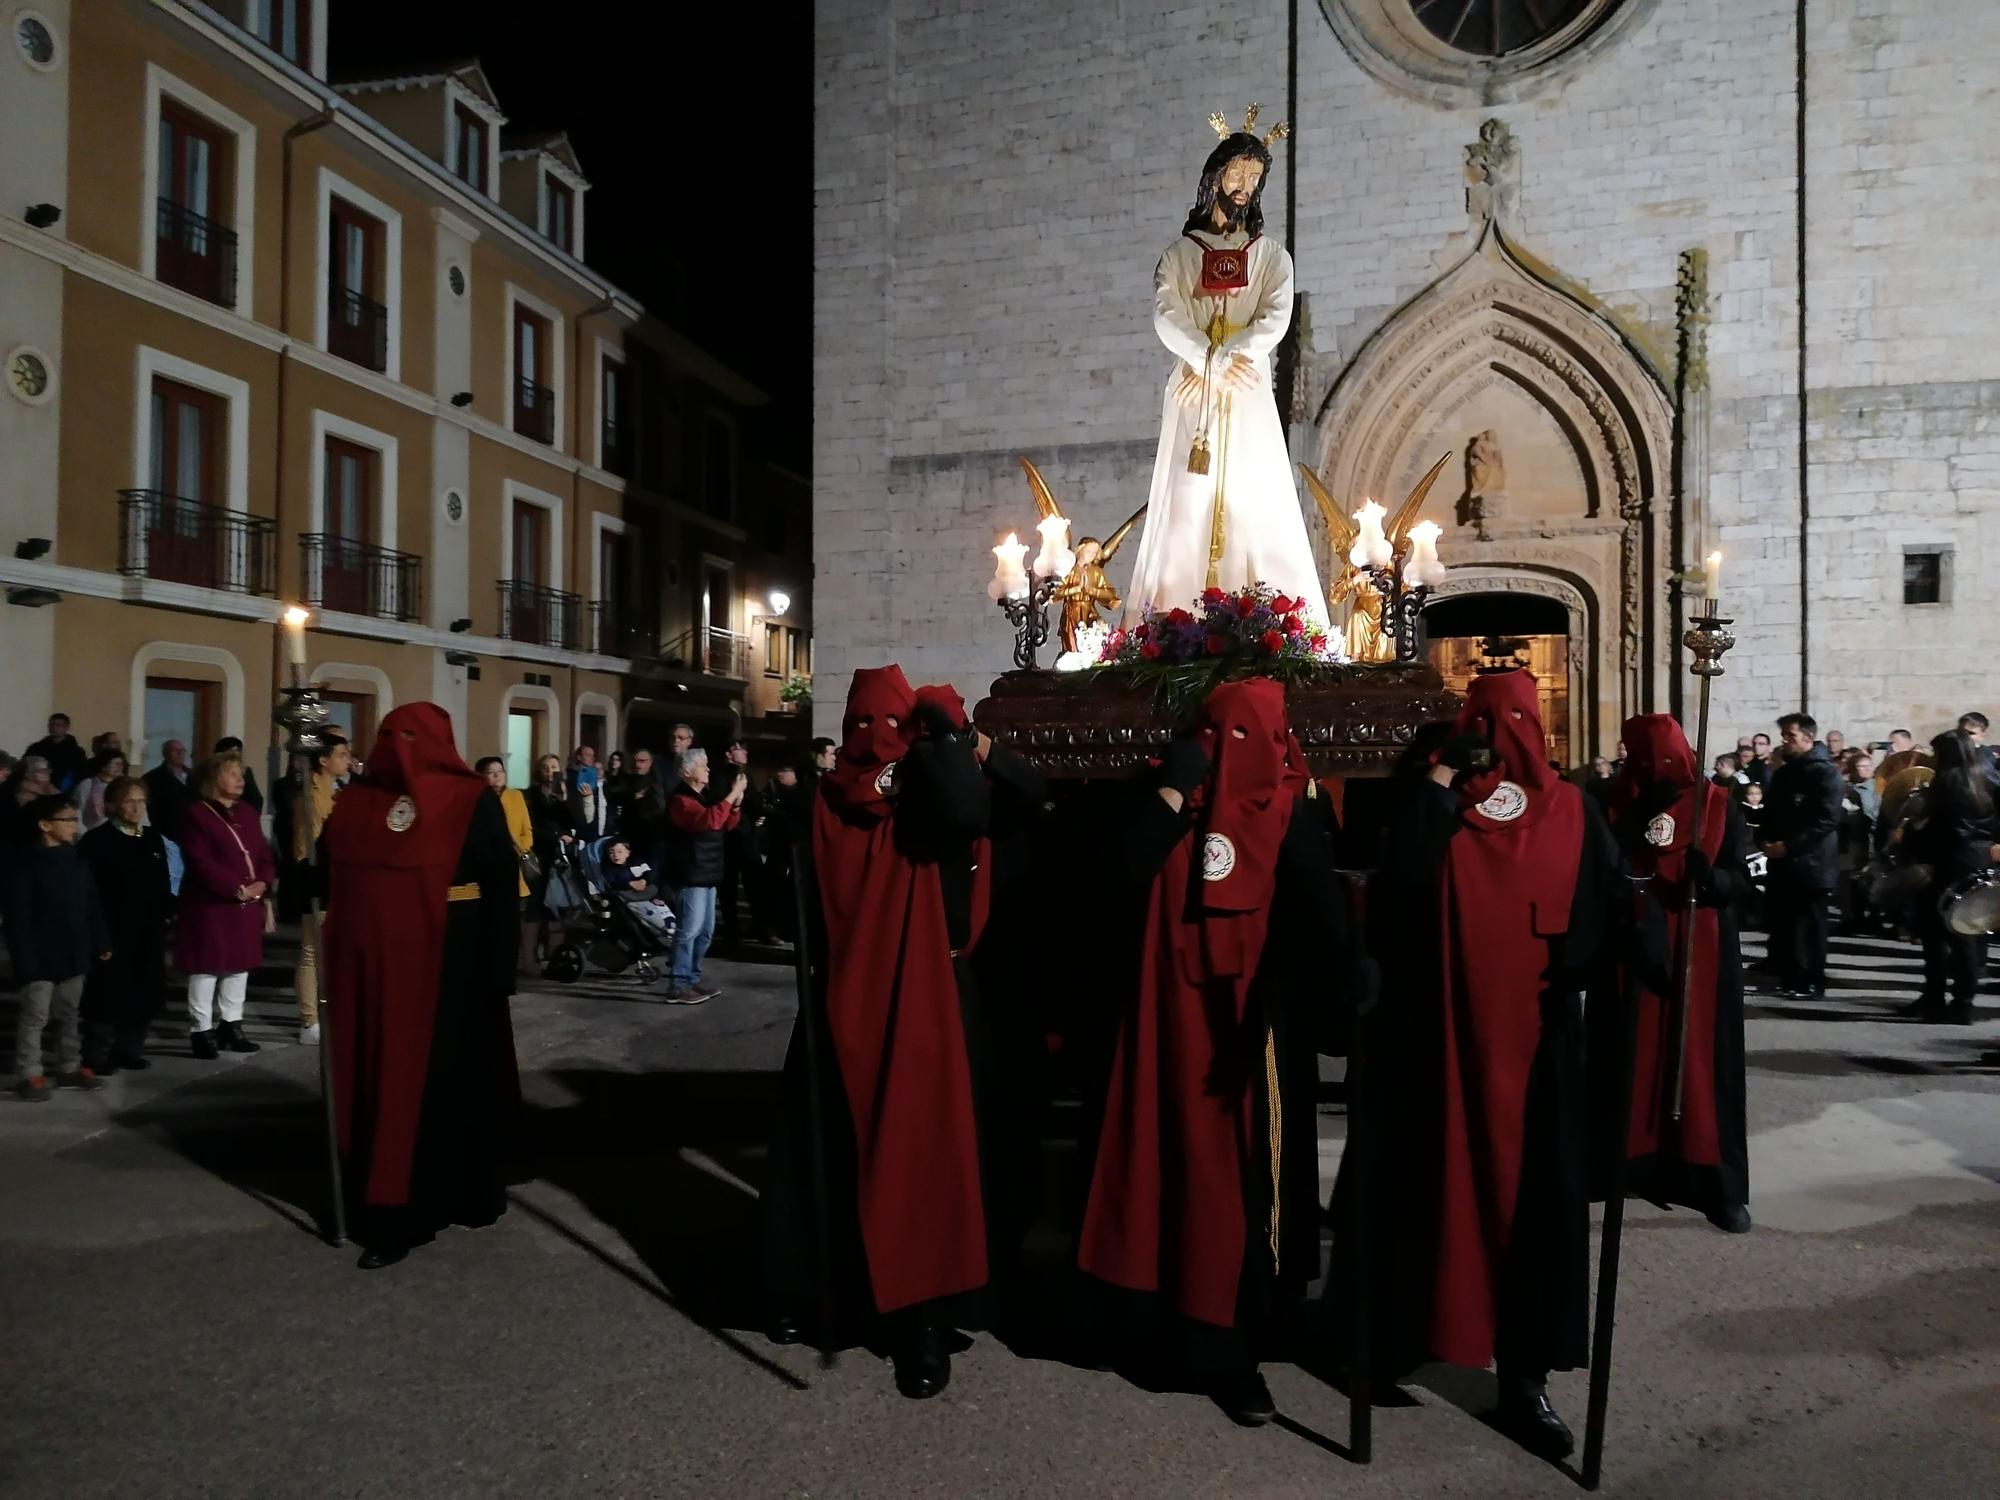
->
[1118,106,1331,631]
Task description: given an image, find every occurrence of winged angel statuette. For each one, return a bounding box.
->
[1297,452,1452,664]
[1018,457,1147,661]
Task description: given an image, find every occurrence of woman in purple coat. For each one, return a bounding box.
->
[177,752,277,1059]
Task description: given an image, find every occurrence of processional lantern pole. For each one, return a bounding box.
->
[1669,568,1735,1118]
[272,606,347,1247]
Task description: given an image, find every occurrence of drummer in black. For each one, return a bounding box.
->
[1909,728,2000,1024]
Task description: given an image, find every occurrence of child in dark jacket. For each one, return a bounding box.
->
[8,794,111,1101]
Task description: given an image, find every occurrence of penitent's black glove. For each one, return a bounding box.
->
[1684,847,1715,904]
[911,701,962,742]
[1160,736,1211,797]
[1436,731,1491,775]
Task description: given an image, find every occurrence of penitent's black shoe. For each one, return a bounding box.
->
[1495,1387,1576,1461]
[1706,1202,1754,1234]
[216,1020,261,1054]
[1213,1367,1277,1427]
[189,1029,220,1060]
[1901,994,1946,1021]
[356,1244,409,1271]
[893,1322,952,1400]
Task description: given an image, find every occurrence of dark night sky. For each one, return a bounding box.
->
[327,2,810,463]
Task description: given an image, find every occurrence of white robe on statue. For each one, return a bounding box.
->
[1120,228,1330,630]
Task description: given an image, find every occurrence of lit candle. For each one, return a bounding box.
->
[282,605,310,667]
[990,532,1030,600]
[1703,550,1722,609]
[1348,500,1392,570]
[1033,514,1075,580]
[1405,519,1448,586]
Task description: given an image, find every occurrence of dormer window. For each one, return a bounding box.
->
[449,103,488,193]
[252,0,311,66]
[544,177,574,254]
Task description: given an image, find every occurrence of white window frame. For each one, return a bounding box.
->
[589,512,628,606]
[500,478,565,590]
[307,410,403,617]
[313,167,404,381]
[243,0,328,77]
[535,155,589,256]
[573,691,620,757]
[441,78,504,197]
[503,282,566,453]
[500,684,562,773]
[593,336,625,472]
[130,641,247,769]
[133,346,251,511]
[141,64,258,318]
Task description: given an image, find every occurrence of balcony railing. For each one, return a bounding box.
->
[662,626,753,680]
[328,282,389,371]
[300,534,421,623]
[587,600,655,660]
[155,198,238,308]
[496,580,580,650]
[118,490,275,595]
[514,376,555,445]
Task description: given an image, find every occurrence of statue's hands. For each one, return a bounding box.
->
[1170,365,1205,409]
[1220,352,1261,393]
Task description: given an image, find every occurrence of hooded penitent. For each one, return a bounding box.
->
[813,666,988,1312]
[1430,668,1586,1367]
[1607,712,1729,1164]
[1079,677,1304,1327]
[324,703,498,1205]
[912,681,993,948]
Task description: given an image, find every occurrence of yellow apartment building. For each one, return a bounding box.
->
[0,0,811,787]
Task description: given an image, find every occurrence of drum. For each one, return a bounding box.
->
[1939,870,2000,936]
[1867,858,1934,910]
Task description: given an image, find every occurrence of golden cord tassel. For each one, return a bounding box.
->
[1265,1025,1283,1272]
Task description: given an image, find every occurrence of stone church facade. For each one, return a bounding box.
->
[814,0,2000,752]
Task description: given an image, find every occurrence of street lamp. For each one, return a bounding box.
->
[769,590,791,617]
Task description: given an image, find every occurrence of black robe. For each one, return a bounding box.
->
[338,791,521,1253]
[1331,775,1620,1380]
[1589,797,1752,1217]
[760,731,1025,1335]
[1088,776,1358,1375]
[78,821,174,1060]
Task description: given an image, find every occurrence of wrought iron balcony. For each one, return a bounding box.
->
[587,600,656,660]
[118,490,275,595]
[155,198,238,308]
[514,376,555,445]
[660,626,753,680]
[328,282,389,371]
[496,579,580,650]
[300,534,421,623]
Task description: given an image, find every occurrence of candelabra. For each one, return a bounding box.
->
[995,572,1061,672]
[1361,559,1437,664]
[272,661,334,758]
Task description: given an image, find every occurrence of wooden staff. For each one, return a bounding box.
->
[789,844,839,1371]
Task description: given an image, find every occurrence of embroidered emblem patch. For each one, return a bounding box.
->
[385,795,417,832]
[1474,781,1528,823]
[1202,832,1237,882]
[873,761,900,796]
[1198,245,1250,294]
[1645,812,1676,847]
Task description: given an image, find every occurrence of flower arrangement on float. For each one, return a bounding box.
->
[1080,582,1341,713]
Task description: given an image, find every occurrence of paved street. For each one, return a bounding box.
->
[4,930,1998,1499]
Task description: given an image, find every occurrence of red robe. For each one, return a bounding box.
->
[324,703,500,1207]
[1608,713,1729,1166]
[1430,669,1586,1368]
[814,667,987,1313]
[1079,678,1303,1328]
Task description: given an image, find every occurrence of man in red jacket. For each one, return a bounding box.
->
[659,748,744,1002]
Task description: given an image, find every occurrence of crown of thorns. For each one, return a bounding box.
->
[1207,103,1290,147]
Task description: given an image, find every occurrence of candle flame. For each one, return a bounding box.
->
[1707,550,1722,565]
[283,605,310,628]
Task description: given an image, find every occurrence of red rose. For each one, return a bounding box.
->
[1140,641,1163,661]
[1205,633,1229,655]
[1167,607,1195,626]
[1134,622,1150,640]
[1271,594,1294,614]
[1236,596,1258,618]
[1284,614,1304,636]
[1308,633,1327,653]
[1259,629,1284,654]
[1202,587,1227,605]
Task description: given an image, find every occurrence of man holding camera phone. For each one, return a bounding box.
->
[660,747,746,1002]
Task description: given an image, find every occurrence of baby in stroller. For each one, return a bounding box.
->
[542,835,677,985]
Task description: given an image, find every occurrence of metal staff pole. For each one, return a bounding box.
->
[789,842,839,1371]
[1345,956,1373,1466]
[273,652,344,1247]
[1581,608,1734,1489]
[1667,611,1736,1121]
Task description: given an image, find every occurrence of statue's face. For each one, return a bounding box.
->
[1218,156,1264,207]
[1075,539,1102,567]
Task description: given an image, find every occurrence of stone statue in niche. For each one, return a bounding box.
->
[1459,428,1510,539]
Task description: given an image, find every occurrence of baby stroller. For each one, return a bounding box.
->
[542,836,677,985]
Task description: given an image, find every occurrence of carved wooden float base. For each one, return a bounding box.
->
[974,664,1463,780]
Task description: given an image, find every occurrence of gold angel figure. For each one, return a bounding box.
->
[1020,456,1147,656]
[1298,452,1453,664]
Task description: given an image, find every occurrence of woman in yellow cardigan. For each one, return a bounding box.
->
[477,757,538,977]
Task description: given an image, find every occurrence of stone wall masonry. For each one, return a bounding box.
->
[815,0,1999,746]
